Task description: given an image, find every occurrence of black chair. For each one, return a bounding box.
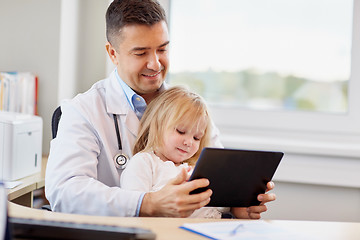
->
[51,106,62,139]
[41,106,62,212]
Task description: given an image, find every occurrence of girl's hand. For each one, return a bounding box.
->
[231,181,276,219]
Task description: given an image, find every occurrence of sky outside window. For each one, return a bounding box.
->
[169,0,352,81]
[169,0,353,113]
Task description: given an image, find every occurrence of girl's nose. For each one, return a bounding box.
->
[183,137,193,147]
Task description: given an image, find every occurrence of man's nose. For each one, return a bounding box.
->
[147,52,162,71]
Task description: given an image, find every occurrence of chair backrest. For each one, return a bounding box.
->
[41,106,62,212]
[51,106,62,139]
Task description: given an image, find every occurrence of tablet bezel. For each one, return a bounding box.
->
[189,147,283,207]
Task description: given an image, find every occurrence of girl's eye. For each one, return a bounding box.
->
[176,129,185,134]
[193,136,200,141]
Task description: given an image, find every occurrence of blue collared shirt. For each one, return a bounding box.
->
[115,68,146,217]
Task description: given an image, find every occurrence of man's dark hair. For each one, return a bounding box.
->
[106,0,167,45]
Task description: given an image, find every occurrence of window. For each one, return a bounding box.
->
[168,0,360,155]
[169,0,353,112]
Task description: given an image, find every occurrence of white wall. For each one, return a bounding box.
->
[76,1,108,94]
[264,154,360,222]
[266,181,360,222]
[0,0,61,155]
[0,0,109,155]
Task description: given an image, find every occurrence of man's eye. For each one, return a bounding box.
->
[135,52,146,56]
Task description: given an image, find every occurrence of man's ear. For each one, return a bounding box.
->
[105,42,118,65]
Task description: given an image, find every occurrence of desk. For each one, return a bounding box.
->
[7,172,45,207]
[7,156,47,207]
[8,202,360,240]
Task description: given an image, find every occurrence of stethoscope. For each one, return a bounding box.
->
[112,114,129,170]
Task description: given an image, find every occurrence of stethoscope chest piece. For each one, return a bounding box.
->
[114,153,128,170]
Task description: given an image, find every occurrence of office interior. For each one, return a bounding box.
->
[1,0,360,224]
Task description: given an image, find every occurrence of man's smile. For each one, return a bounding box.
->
[143,71,161,77]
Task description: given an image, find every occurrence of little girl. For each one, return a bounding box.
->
[120,86,228,218]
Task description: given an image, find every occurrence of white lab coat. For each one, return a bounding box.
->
[45,70,222,217]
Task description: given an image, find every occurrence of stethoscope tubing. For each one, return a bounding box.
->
[113,114,122,150]
[112,114,128,169]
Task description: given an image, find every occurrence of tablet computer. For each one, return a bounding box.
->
[189,147,283,207]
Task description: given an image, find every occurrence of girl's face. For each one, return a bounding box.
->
[155,118,207,165]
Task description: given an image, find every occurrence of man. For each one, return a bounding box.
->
[45,0,275,218]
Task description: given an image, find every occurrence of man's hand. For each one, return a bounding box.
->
[231,181,276,219]
[139,168,212,217]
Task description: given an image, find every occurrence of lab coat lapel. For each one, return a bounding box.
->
[125,110,139,137]
[105,70,139,137]
[106,70,128,114]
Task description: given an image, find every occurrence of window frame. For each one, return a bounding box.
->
[165,0,360,157]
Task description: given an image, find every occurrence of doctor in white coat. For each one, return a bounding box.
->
[45,0,275,218]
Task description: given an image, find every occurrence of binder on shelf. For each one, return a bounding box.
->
[0,72,38,115]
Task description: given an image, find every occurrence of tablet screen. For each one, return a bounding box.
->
[189,148,283,207]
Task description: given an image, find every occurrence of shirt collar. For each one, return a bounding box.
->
[114,68,169,111]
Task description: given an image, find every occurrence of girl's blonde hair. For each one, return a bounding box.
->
[133,86,211,165]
